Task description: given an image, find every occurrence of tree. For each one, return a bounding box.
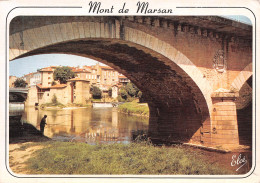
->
[137,91,142,99]
[119,88,128,100]
[14,78,27,88]
[53,66,76,84]
[91,85,102,99]
[137,91,145,103]
[125,82,139,97]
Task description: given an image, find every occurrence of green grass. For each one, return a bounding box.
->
[25,141,233,175]
[118,101,149,117]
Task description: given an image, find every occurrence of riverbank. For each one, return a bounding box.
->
[9,140,235,175]
[40,102,91,110]
[118,101,149,117]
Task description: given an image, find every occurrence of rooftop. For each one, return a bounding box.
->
[68,78,90,82]
[37,83,67,89]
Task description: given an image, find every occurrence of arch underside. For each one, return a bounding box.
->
[11,38,210,143]
[236,76,252,146]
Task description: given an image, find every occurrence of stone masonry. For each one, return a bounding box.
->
[9,16,252,148]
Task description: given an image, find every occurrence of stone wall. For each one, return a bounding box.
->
[10,16,252,147]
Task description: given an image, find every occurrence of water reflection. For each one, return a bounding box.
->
[21,107,148,144]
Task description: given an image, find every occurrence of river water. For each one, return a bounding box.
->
[21,107,149,144]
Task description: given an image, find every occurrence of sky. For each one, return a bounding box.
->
[9,16,252,78]
[222,15,252,25]
[9,54,104,77]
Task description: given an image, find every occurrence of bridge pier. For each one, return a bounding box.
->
[210,91,240,147]
[148,101,207,145]
[148,91,241,148]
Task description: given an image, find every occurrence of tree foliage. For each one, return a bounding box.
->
[14,78,27,88]
[119,88,128,100]
[137,91,142,99]
[53,66,76,84]
[125,82,139,97]
[118,82,141,101]
[91,85,102,99]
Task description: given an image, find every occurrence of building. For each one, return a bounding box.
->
[29,72,41,87]
[67,78,91,104]
[38,66,57,87]
[25,63,130,106]
[83,63,128,91]
[118,74,130,86]
[26,66,91,106]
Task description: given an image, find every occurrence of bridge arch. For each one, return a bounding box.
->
[10,16,252,147]
[10,17,213,113]
[230,63,252,92]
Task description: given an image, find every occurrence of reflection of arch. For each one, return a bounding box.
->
[231,63,252,91]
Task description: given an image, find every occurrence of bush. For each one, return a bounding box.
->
[14,78,27,88]
[117,95,125,102]
[125,82,139,97]
[91,85,102,99]
[119,88,128,100]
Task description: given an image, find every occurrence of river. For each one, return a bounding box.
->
[10,106,253,174]
[21,106,149,144]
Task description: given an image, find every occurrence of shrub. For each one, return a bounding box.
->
[14,78,27,88]
[119,88,128,100]
[91,85,102,99]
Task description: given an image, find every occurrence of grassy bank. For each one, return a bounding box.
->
[40,102,91,109]
[23,141,233,175]
[118,101,149,117]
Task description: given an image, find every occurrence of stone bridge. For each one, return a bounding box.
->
[9,87,28,102]
[9,16,252,148]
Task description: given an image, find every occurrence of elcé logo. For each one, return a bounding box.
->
[231,154,247,171]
